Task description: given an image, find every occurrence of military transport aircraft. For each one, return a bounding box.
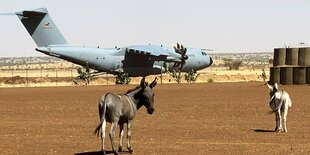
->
[15,8,213,77]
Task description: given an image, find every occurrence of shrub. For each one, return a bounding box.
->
[223,58,243,70]
[169,70,182,83]
[185,69,200,83]
[207,78,214,83]
[74,67,90,85]
[115,72,131,84]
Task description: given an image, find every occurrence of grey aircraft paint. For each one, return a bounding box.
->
[16,8,67,47]
[16,8,213,77]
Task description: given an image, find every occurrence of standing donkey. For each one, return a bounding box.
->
[267,83,292,132]
[94,77,157,155]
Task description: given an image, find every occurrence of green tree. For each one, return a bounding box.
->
[169,70,182,83]
[184,69,200,83]
[223,58,243,70]
[74,66,90,85]
[115,71,131,84]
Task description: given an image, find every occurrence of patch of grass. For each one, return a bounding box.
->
[207,78,214,83]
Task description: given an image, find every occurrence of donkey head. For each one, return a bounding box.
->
[267,83,278,99]
[138,77,157,114]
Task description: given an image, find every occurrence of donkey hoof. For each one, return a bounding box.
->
[101,150,106,155]
[113,151,119,155]
[284,129,288,132]
[128,147,133,154]
[275,129,283,133]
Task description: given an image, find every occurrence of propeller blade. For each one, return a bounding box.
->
[172,43,189,70]
[174,45,182,55]
[180,63,185,69]
[173,62,178,68]
[178,49,182,55]
[173,46,177,52]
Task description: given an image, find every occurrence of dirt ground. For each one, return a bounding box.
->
[0,82,309,154]
[0,67,269,87]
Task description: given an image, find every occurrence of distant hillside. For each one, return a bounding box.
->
[210,52,273,67]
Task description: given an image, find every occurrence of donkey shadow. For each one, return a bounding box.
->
[75,150,131,155]
[252,128,275,133]
[75,151,104,155]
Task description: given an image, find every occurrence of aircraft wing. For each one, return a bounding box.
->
[124,44,183,63]
[125,45,169,60]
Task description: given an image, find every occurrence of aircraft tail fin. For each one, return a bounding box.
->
[16,8,67,47]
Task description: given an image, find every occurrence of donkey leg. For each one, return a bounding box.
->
[283,107,289,132]
[275,111,281,132]
[109,121,119,155]
[118,124,124,152]
[127,121,133,153]
[278,110,283,132]
[101,119,107,154]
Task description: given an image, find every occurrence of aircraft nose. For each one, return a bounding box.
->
[205,56,213,67]
[209,57,213,67]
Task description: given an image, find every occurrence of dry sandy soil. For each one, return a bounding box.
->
[0,82,309,154]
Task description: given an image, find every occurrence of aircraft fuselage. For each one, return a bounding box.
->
[36,45,213,77]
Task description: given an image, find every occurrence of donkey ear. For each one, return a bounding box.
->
[267,83,273,91]
[150,77,158,89]
[140,77,146,88]
[274,83,278,90]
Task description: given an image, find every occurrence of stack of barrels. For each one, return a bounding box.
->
[270,47,310,85]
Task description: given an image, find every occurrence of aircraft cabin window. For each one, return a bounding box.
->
[201,51,208,56]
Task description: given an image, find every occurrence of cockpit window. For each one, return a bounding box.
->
[201,51,207,56]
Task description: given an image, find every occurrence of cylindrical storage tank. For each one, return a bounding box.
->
[306,67,310,84]
[273,48,286,66]
[286,48,299,65]
[293,67,306,85]
[269,67,280,84]
[280,67,293,85]
[298,48,306,66]
[305,48,310,66]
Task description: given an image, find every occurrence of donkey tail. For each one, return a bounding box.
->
[94,122,102,137]
[270,91,285,113]
[94,95,107,136]
[272,101,283,112]
[268,102,283,114]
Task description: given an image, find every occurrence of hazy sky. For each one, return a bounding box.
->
[0,0,310,57]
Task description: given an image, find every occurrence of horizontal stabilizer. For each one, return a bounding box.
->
[0,12,15,16]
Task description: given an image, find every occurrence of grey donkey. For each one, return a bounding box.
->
[95,77,157,155]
